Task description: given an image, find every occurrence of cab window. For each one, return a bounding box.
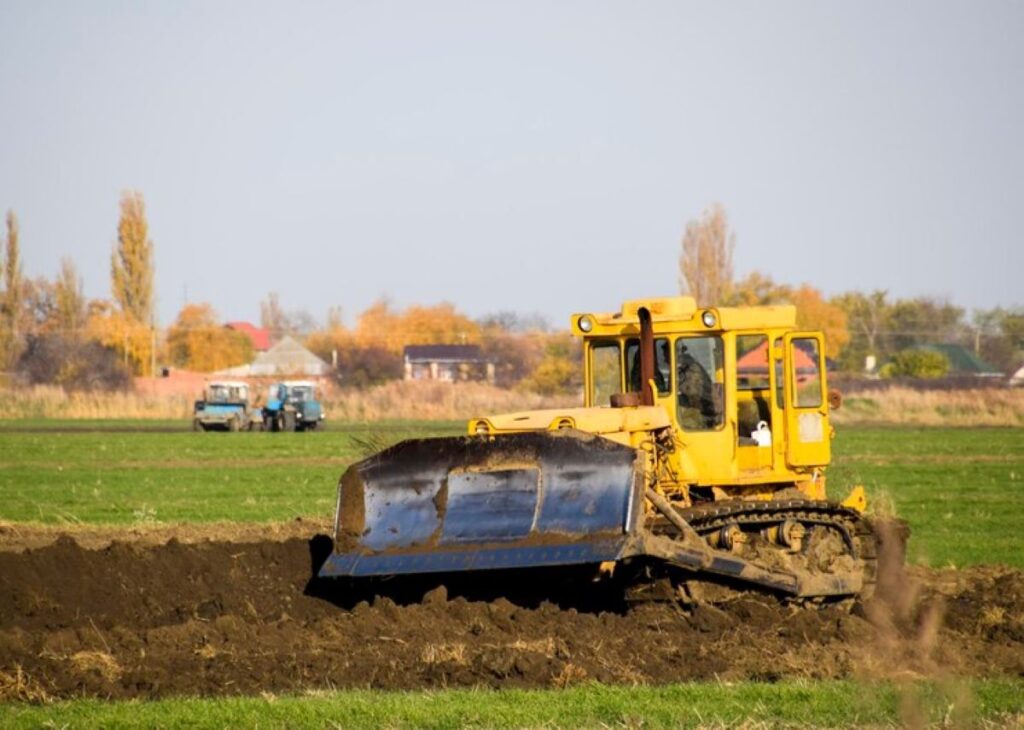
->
[736,335,769,390]
[590,342,621,407]
[792,338,823,407]
[626,338,671,396]
[736,334,770,438]
[676,336,724,430]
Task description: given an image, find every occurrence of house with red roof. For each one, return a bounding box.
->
[225,322,271,352]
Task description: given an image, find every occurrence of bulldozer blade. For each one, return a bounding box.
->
[319,430,645,578]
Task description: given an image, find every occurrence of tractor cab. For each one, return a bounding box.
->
[262,381,325,432]
[193,380,257,432]
[572,297,833,499]
[206,381,249,404]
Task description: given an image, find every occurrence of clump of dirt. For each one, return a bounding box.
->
[0,534,1021,700]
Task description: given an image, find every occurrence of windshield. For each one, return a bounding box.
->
[676,336,724,430]
[207,385,246,402]
[287,385,314,403]
[626,338,671,396]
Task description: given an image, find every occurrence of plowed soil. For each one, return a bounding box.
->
[1,529,1022,701]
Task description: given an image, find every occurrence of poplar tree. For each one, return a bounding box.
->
[679,203,735,307]
[0,211,23,365]
[111,191,154,324]
[54,256,86,334]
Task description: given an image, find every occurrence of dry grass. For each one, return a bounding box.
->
[420,643,468,666]
[323,380,575,422]
[0,381,575,421]
[69,651,123,682]
[3,384,192,419]
[0,666,51,703]
[833,387,1024,427]
[3,382,1023,425]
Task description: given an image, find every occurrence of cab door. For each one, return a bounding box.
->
[783,333,830,467]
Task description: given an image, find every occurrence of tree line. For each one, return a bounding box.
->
[1,197,1020,394]
[679,204,1023,377]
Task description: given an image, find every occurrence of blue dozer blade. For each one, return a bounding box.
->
[320,430,642,578]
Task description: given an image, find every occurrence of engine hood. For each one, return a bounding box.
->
[468,405,671,437]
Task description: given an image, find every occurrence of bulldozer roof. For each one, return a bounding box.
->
[571,296,797,336]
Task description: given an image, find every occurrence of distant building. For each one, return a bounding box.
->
[225,322,271,352]
[1009,363,1024,387]
[403,344,494,383]
[215,336,329,378]
[916,344,1002,377]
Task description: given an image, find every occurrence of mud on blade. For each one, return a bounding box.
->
[319,431,643,578]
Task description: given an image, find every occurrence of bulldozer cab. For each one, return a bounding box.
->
[575,297,831,490]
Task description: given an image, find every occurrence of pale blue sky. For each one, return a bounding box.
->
[1,1,1021,327]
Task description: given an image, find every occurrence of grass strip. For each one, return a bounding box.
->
[3,680,1023,729]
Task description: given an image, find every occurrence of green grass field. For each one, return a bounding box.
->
[2,421,1023,728]
[1,421,1021,567]
[2,680,1022,729]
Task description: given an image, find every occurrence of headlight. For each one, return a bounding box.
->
[472,420,490,436]
[701,310,717,328]
[577,315,594,333]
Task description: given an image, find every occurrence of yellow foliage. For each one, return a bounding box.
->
[166,303,253,373]
[728,273,850,359]
[789,285,849,359]
[85,304,155,376]
[350,300,481,353]
[111,191,154,325]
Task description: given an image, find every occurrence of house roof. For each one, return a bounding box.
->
[917,344,1002,375]
[247,336,329,376]
[225,321,271,351]
[403,344,484,363]
[736,340,816,371]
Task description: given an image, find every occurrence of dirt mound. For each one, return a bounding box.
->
[1,535,1021,701]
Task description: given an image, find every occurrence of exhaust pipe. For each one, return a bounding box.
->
[638,307,655,406]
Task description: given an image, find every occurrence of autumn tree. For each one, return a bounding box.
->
[727,272,850,360]
[518,333,582,395]
[351,299,481,353]
[679,203,735,307]
[727,271,792,307]
[0,211,24,366]
[54,257,86,335]
[85,301,155,376]
[16,333,131,391]
[91,192,159,375]
[166,303,253,372]
[832,290,890,368]
[111,191,154,325]
[789,286,849,359]
[478,315,546,387]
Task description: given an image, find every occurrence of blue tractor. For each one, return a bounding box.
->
[193,381,261,432]
[262,381,325,432]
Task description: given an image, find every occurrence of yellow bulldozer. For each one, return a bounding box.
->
[320,296,898,603]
